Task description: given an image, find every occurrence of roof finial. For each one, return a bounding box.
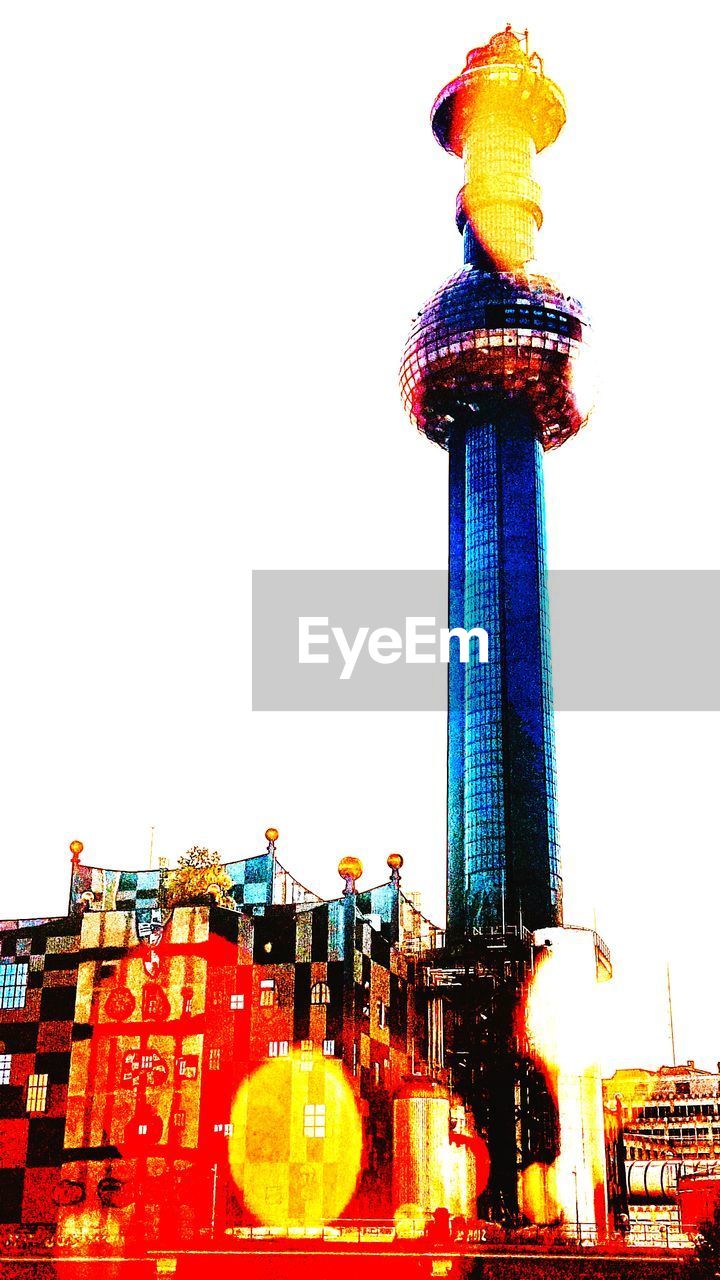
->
[338,856,363,896]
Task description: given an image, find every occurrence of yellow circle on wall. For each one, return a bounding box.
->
[229,1050,362,1227]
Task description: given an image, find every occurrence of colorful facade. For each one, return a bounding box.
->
[1,843,468,1241]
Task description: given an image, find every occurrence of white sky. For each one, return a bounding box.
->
[0,1,718,1076]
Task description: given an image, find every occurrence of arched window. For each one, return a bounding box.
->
[310,981,330,1006]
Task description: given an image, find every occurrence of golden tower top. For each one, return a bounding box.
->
[430,26,566,270]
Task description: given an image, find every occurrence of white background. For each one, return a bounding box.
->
[0,1,718,1074]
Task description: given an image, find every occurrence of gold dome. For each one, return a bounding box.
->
[338,855,363,883]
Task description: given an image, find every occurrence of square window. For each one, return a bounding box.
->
[322,1040,335,1057]
[268,1041,288,1058]
[27,1074,48,1113]
[230,993,244,1011]
[303,1104,326,1139]
[0,963,28,1010]
[0,1054,11,1084]
[260,980,275,1008]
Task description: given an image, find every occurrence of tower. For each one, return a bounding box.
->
[400,26,592,944]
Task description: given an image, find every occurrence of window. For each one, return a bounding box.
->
[27,1074,49,1113]
[0,1054,11,1084]
[0,963,28,1010]
[376,1000,388,1029]
[268,1041,288,1058]
[176,1054,199,1080]
[142,985,168,1020]
[300,1040,313,1071]
[138,1124,148,1136]
[230,993,244,1011]
[173,1110,186,1129]
[260,979,275,1008]
[303,1104,326,1138]
[310,982,330,1006]
[322,1039,335,1057]
[213,1122,233,1136]
[209,1048,221,1071]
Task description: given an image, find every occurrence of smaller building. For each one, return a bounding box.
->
[603,1060,720,1240]
[605,1061,720,1163]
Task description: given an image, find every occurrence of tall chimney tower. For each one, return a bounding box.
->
[400,26,592,944]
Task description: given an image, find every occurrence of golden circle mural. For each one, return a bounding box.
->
[229,1050,362,1227]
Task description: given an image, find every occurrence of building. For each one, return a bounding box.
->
[604,1061,720,1237]
[606,1061,720,1163]
[1,838,479,1241]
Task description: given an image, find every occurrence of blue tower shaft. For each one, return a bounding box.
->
[447,403,561,943]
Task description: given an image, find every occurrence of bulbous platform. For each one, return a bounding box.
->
[400,266,591,450]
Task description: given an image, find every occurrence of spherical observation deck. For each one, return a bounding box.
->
[400,265,591,451]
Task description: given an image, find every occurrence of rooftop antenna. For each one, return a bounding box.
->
[666,961,677,1067]
[506,23,530,55]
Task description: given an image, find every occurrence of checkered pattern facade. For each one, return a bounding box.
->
[0,915,81,1225]
[69,853,275,917]
[0,854,434,1236]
